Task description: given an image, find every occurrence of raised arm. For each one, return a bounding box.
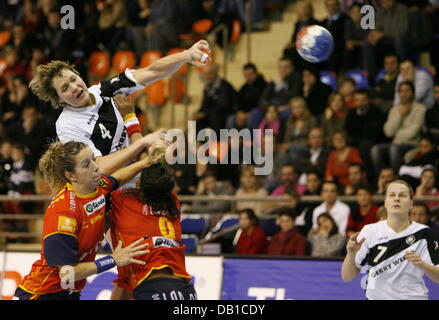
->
[341,232,365,282]
[131,40,211,86]
[96,129,166,175]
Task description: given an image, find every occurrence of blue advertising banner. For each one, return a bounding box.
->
[221,258,439,300]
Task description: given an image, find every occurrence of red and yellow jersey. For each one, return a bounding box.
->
[19,175,118,296]
[109,190,191,292]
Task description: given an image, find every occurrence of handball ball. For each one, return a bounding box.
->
[296,25,334,63]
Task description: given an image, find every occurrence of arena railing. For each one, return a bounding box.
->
[0,194,438,243]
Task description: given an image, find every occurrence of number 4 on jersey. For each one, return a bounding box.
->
[99,123,112,140]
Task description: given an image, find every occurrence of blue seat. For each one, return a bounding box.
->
[181,235,198,253]
[320,71,338,91]
[260,218,279,237]
[345,69,369,89]
[181,216,207,235]
[217,216,239,230]
[375,69,386,84]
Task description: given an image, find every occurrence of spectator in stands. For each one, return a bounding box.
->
[308,212,345,257]
[345,89,386,181]
[146,0,178,53]
[295,170,323,237]
[339,77,357,109]
[294,127,330,176]
[303,170,323,196]
[344,162,368,196]
[28,45,48,80]
[298,68,333,118]
[271,163,305,196]
[394,59,435,108]
[399,136,439,189]
[251,57,300,129]
[3,143,35,238]
[375,167,396,195]
[344,2,369,70]
[258,105,285,142]
[235,166,268,216]
[9,24,37,62]
[346,184,379,238]
[193,63,237,134]
[281,96,318,161]
[1,74,36,130]
[235,209,268,254]
[325,130,363,187]
[371,81,426,175]
[21,0,43,35]
[261,136,294,193]
[321,92,347,145]
[41,10,76,60]
[283,0,319,72]
[182,171,234,227]
[312,180,350,236]
[410,203,439,241]
[227,63,267,129]
[424,82,439,144]
[0,140,12,195]
[97,0,130,53]
[126,0,151,59]
[320,0,349,72]
[363,0,410,77]
[1,46,29,89]
[373,53,400,114]
[7,103,52,169]
[266,209,307,256]
[415,167,439,209]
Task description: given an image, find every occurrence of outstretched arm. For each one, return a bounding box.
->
[132,40,211,86]
[96,129,166,175]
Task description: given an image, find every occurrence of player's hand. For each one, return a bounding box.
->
[346,232,365,255]
[112,238,150,267]
[142,128,167,148]
[114,94,135,117]
[140,142,168,168]
[405,251,426,269]
[186,39,211,66]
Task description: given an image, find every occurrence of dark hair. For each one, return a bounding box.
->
[317,213,339,236]
[125,163,179,220]
[354,88,370,98]
[398,80,415,94]
[384,52,400,63]
[349,2,362,10]
[420,133,436,146]
[278,207,298,220]
[340,77,356,87]
[243,63,257,72]
[412,203,430,217]
[349,162,365,173]
[239,208,260,226]
[355,182,372,194]
[322,180,339,193]
[306,169,323,180]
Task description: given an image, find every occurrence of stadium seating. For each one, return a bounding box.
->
[345,69,369,89]
[112,50,136,74]
[231,20,242,45]
[140,50,166,106]
[260,218,279,237]
[320,71,338,91]
[214,215,239,231]
[168,77,186,103]
[0,31,11,47]
[88,51,110,78]
[181,215,207,235]
[181,234,199,253]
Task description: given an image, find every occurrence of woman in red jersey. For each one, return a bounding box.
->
[14,140,163,300]
[109,163,196,300]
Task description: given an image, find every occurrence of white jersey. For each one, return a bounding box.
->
[56,69,144,157]
[355,220,439,300]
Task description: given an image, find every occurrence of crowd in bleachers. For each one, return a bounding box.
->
[1,0,439,253]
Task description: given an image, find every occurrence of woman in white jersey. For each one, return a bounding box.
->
[341,180,439,300]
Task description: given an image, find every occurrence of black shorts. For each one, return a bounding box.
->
[134,277,197,300]
[14,287,81,300]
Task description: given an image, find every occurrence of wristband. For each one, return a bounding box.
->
[123,113,142,136]
[94,255,116,274]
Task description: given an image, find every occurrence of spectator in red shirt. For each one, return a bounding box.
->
[346,183,379,238]
[325,129,363,187]
[235,209,268,255]
[267,209,307,256]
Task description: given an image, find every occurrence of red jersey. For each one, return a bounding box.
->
[236,226,268,254]
[109,190,191,292]
[19,175,118,297]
